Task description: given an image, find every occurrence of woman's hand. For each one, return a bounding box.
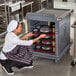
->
[26,32,34,37]
[32,34,46,43]
[39,34,46,38]
[20,32,34,40]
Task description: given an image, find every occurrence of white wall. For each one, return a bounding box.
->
[68,0,75,2]
[54,0,76,40]
[54,0,76,2]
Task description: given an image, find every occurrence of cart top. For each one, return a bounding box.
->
[37,8,72,18]
[26,8,72,22]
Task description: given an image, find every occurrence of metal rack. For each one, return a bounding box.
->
[0,0,8,49]
[0,0,33,49]
[40,0,48,8]
[8,0,33,22]
[40,0,54,9]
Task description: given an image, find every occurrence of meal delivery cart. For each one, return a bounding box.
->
[26,8,72,62]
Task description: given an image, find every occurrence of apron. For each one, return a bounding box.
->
[3,45,33,64]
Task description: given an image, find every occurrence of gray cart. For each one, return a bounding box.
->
[26,8,72,62]
[71,22,76,66]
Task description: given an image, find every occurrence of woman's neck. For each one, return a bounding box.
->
[12,31,18,35]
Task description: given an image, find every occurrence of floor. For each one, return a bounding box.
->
[0,1,76,76]
[1,55,76,76]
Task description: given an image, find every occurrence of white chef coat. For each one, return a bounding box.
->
[0,32,33,60]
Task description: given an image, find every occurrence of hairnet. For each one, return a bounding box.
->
[7,20,18,32]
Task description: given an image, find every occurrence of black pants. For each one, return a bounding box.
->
[0,59,32,68]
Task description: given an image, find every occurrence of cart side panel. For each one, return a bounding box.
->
[58,14,70,54]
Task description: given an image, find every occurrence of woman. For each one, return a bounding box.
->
[0,20,46,75]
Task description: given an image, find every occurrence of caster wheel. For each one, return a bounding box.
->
[71,60,76,67]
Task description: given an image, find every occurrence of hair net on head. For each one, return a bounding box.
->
[7,20,18,32]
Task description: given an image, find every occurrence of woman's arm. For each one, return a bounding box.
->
[20,32,34,40]
[8,33,46,46]
[32,34,46,43]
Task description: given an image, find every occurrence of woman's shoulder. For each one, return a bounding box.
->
[6,32,17,39]
[6,32,13,37]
